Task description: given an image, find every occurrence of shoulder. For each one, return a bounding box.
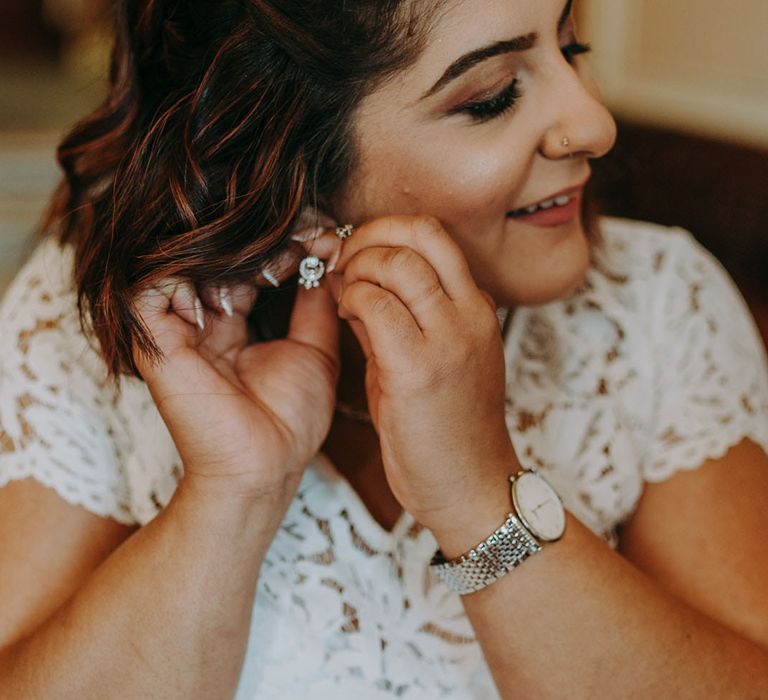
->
[503,218,768,541]
[0,237,111,404]
[588,218,768,476]
[0,238,179,525]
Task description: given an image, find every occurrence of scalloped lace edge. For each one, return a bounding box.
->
[643,427,768,484]
[0,468,136,526]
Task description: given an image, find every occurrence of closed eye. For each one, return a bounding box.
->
[453,79,524,123]
[452,40,592,124]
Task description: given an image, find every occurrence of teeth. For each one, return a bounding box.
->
[511,193,574,217]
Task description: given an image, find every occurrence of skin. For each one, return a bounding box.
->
[1,0,767,697]
[333,0,616,307]
[317,0,616,528]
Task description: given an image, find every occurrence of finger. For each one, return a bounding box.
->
[339,281,422,362]
[342,246,453,332]
[132,277,200,330]
[256,245,306,289]
[199,285,232,318]
[332,216,477,302]
[200,283,259,318]
[195,285,254,362]
[287,282,340,371]
[131,278,200,380]
[346,317,373,361]
[168,279,206,330]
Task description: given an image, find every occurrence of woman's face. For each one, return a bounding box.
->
[333,0,616,307]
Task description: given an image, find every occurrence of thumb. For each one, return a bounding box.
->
[287,283,340,372]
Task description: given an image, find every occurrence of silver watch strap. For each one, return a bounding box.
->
[430,513,542,595]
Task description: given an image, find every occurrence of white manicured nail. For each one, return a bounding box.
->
[219,287,234,317]
[194,296,206,330]
[327,244,342,273]
[262,267,281,288]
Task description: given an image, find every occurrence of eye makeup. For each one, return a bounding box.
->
[451,40,592,124]
[451,79,524,122]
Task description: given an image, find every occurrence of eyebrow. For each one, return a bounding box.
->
[421,0,574,100]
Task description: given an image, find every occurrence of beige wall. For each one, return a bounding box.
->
[579,0,768,147]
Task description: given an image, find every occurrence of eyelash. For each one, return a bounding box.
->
[458,41,593,123]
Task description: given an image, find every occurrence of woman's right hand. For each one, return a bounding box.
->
[132,274,339,506]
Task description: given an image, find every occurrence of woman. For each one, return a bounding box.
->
[1,0,767,697]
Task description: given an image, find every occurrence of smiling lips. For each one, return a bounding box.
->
[509,192,576,217]
[507,177,589,227]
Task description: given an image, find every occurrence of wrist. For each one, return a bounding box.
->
[173,474,296,542]
[424,457,520,560]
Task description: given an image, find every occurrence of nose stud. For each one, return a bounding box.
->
[560,136,570,148]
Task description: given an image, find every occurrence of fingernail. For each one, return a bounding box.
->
[194,296,206,330]
[262,267,281,288]
[289,226,325,243]
[327,244,342,273]
[219,287,234,317]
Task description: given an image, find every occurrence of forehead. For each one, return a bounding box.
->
[391,0,546,89]
[420,0,537,50]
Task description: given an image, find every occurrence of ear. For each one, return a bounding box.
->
[292,207,338,236]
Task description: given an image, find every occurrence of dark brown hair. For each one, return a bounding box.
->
[44,0,442,377]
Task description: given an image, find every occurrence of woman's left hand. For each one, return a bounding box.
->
[324,215,518,534]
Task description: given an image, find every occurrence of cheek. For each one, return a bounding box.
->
[355,133,528,223]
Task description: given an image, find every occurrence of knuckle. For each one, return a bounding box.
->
[412,214,445,239]
[384,246,415,273]
[343,252,363,277]
[308,345,341,383]
[369,290,396,319]
[422,277,443,301]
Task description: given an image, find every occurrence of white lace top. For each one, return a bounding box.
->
[1,218,767,698]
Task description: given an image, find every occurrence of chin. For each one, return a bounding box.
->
[491,225,592,307]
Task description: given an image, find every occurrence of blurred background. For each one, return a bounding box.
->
[1,0,767,343]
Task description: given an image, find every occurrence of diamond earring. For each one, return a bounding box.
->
[298,255,326,289]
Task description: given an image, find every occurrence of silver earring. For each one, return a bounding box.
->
[298,255,326,289]
[335,224,354,241]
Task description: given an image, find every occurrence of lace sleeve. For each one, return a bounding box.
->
[0,241,136,525]
[643,230,768,481]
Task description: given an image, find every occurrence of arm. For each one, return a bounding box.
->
[430,438,768,699]
[0,272,340,698]
[325,215,768,698]
[0,478,280,700]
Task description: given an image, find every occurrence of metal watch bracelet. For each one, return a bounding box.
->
[430,512,542,595]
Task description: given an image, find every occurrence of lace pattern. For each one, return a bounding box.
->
[645,231,768,478]
[0,242,135,523]
[1,219,767,697]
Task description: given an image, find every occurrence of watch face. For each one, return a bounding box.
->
[512,471,566,542]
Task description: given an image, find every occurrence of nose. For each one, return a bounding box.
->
[538,60,617,161]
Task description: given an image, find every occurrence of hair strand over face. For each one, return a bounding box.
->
[44,0,440,378]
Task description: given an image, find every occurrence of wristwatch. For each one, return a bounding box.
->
[430,468,566,595]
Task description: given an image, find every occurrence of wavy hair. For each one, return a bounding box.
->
[44,0,442,377]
